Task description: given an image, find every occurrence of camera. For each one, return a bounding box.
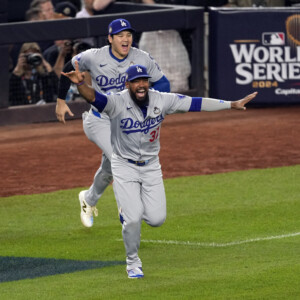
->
[26,53,42,67]
[64,41,74,47]
[73,41,92,54]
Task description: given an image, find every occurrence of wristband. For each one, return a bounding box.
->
[76,81,85,86]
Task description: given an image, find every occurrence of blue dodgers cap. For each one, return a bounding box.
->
[108,18,135,35]
[126,65,152,82]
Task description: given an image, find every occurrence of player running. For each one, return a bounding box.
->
[55,18,170,228]
[62,62,257,278]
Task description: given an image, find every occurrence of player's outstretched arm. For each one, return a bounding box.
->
[61,61,96,103]
[231,92,257,110]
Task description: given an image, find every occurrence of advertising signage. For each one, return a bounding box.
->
[209,8,300,105]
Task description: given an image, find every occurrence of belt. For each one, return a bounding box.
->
[91,109,101,118]
[127,159,149,166]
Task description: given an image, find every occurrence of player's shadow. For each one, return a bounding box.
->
[0,256,125,282]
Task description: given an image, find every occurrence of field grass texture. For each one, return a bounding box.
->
[0,165,299,299]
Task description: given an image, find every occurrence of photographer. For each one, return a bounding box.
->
[43,2,78,77]
[9,42,58,106]
[50,40,74,78]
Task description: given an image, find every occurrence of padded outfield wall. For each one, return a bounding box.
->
[209,7,300,105]
[1,4,300,125]
[0,3,204,125]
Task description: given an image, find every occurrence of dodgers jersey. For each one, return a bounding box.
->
[72,46,164,94]
[93,89,192,161]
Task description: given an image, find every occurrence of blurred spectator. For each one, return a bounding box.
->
[55,1,78,18]
[30,0,55,20]
[9,42,58,106]
[76,0,116,18]
[76,0,97,46]
[76,0,95,17]
[25,7,46,21]
[25,5,54,53]
[65,40,93,101]
[93,0,116,11]
[135,0,191,91]
[9,6,49,73]
[227,0,285,6]
[139,29,191,92]
[47,40,74,77]
[52,0,82,11]
[72,41,92,55]
[128,0,228,5]
[43,2,78,77]
[75,0,116,46]
[287,0,300,6]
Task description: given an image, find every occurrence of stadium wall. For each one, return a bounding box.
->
[1,4,300,126]
[0,3,203,125]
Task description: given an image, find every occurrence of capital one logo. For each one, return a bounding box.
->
[120,20,127,27]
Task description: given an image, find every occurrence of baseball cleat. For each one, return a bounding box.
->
[79,190,98,228]
[127,267,144,279]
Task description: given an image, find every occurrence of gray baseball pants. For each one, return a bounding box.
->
[111,153,166,269]
[82,110,113,207]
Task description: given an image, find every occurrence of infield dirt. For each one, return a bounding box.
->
[1,105,299,197]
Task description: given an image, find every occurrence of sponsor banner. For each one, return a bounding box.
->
[209,8,300,105]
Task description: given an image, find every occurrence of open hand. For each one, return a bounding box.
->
[231,92,258,110]
[61,60,85,84]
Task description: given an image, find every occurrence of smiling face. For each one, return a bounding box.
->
[108,30,133,59]
[126,78,150,103]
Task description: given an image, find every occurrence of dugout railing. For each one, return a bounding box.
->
[0,3,204,125]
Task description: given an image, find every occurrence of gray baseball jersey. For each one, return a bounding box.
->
[96,89,192,161]
[71,46,167,209]
[95,88,231,270]
[72,45,164,93]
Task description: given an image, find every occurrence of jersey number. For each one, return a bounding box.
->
[149,127,160,142]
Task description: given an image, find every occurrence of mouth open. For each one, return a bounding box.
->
[136,89,146,98]
[122,44,129,51]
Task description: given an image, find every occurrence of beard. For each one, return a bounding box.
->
[129,88,149,107]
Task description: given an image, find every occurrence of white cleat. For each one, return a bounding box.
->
[127,267,144,279]
[79,190,98,228]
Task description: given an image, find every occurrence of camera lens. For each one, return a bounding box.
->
[27,53,42,67]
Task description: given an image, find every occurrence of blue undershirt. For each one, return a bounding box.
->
[94,92,108,112]
[152,76,170,92]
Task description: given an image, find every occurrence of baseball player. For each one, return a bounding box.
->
[62,62,257,278]
[55,18,170,228]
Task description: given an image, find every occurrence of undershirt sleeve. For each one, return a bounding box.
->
[57,60,75,100]
[93,92,108,112]
[151,75,170,92]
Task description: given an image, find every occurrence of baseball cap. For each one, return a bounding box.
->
[55,1,77,18]
[108,18,135,35]
[126,65,151,82]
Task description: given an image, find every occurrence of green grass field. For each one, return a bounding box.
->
[0,165,299,299]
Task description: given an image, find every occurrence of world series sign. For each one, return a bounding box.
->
[209,8,300,105]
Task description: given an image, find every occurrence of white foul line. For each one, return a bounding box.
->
[130,232,300,248]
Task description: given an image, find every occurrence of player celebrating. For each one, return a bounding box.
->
[62,62,257,278]
[56,18,170,228]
